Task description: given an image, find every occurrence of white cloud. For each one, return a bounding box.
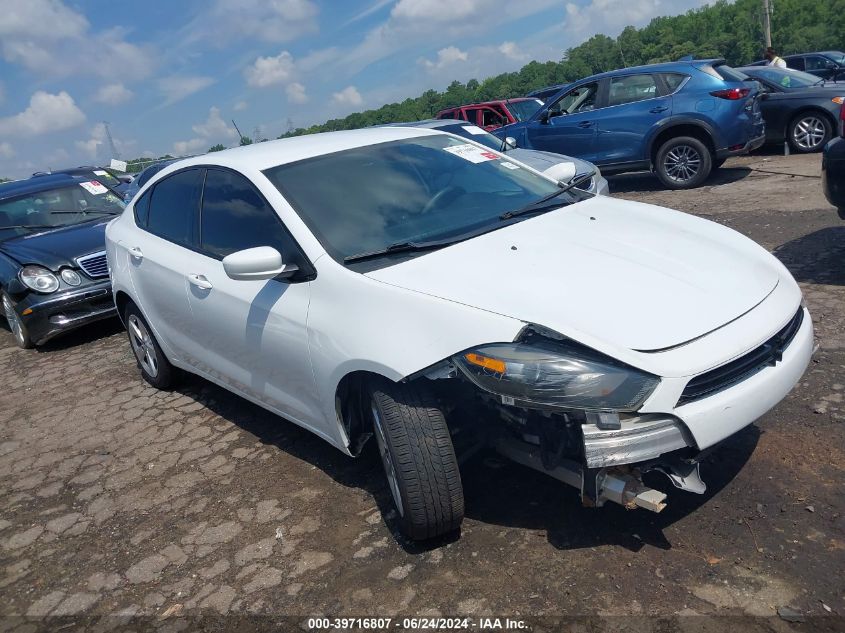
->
[0,91,85,137]
[0,0,154,79]
[420,46,468,70]
[173,107,238,156]
[332,86,363,107]
[184,0,319,45]
[391,0,483,22]
[498,41,528,62]
[0,142,13,159]
[93,83,133,105]
[563,0,711,37]
[0,81,5,104]
[244,51,295,88]
[286,82,308,104]
[234,100,249,111]
[158,76,215,105]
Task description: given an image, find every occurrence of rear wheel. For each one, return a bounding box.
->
[1,291,33,349]
[124,303,176,389]
[368,377,464,540]
[788,113,831,153]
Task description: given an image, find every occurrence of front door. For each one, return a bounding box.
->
[524,82,601,161]
[183,168,320,426]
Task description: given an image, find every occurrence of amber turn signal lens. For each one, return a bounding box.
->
[464,352,506,374]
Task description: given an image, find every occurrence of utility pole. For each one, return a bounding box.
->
[762,0,772,48]
[252,126,262,143]
[231,119,244,140]
[103,121,119,159]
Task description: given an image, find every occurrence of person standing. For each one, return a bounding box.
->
[764,47,787,68]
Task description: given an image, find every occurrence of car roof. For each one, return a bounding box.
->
[576,59,725,83]
[168,127,439,173]
[439,97,536,110]
[0,173,85,201]
[388,119,469,130]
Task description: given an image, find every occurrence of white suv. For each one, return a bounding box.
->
[106,127,812,540]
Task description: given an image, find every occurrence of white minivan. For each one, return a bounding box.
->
[106,127,812,540]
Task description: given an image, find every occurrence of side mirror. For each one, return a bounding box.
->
[539,110,550,124]
[504,136,517,149]
[759,92,770,100]
[222,246,298,281]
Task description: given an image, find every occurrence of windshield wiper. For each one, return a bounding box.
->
[49,208,120,215]
[499,171,596,220]
[344,238,461,264]
[0,224,56,231]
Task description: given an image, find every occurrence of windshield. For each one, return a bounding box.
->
[264,135,564,264]
[748,67,823,89]
[507,99,544,121]
[0,182,125,234]
[823,51,845,64]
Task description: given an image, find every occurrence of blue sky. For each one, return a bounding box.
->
[0,0,710,178]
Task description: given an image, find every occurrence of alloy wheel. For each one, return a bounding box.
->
[128,314,159,378]
[663,144,702,183]
[2,295,26,347]
[371,403,404,517]
[792,116,826,151]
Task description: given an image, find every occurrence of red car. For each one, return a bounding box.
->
[436,98,543,131]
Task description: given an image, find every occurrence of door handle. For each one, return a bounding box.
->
[129,247,143,260]
[650,106,669,113]
[187,274,213,290]
[577,121,593,128]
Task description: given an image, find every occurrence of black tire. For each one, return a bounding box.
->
[654,136,713,189]
[368,377,464,540]
[1,290,34,349]
[787,113,832,153]
[124,302,176,389]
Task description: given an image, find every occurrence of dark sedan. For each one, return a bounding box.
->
[33,166,131,198]
[784,51,845,82]
[0,174,123,348]
[823,132,845,220]
[737,66,845,152]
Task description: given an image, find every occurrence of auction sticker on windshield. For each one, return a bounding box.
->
[461,125,488,136]
[79,180,109,195]
[444,143,500,163]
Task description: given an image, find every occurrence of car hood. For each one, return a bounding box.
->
[0,220,110,271]
[507,148,594,176]
[365,197,780,352]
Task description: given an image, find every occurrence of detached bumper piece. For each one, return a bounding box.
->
[494,436,673,514]
[21,282,116,345]
[582,414,691,469]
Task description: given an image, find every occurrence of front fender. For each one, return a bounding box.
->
[306,263,524,451]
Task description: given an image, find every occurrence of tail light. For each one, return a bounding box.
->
[840,102,845,138]
[710,88,751,100]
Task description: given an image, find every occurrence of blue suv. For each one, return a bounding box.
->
[496,59,766,189]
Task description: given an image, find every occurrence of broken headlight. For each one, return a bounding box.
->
[453,333,658,412]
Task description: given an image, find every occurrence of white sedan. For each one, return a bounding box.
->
[106,127,813,540]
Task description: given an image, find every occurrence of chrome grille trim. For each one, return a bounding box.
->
[76,251,109,279]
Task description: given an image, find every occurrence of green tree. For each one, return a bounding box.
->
[239,136,253,146]
[208,143,226,152]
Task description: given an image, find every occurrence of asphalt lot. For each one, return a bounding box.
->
[1,151,843,629]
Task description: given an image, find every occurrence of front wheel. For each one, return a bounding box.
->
[369,377,464,540]
[788,113,831,153]
[1,291,33,349]
[654,136,712,189]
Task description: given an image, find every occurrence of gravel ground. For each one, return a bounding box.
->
[0,151,843,631]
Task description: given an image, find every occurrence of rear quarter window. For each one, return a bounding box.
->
[133,190,151,228]
[661,73,689,93]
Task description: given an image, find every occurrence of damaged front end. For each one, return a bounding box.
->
[416,324,707,513]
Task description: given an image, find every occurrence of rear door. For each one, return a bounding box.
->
[524,81,602,161]
[126,168,204,362]
[592,73,669,165]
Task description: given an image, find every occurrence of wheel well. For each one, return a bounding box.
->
[335,370,392,456]
[650,124,716,166]
[114,290,133,324]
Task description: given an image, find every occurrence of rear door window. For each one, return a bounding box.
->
[607,74,659,106]
[147,168,204,248]
[805,55,830,71]
[786,56,805,70]
[199,169,290,258]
